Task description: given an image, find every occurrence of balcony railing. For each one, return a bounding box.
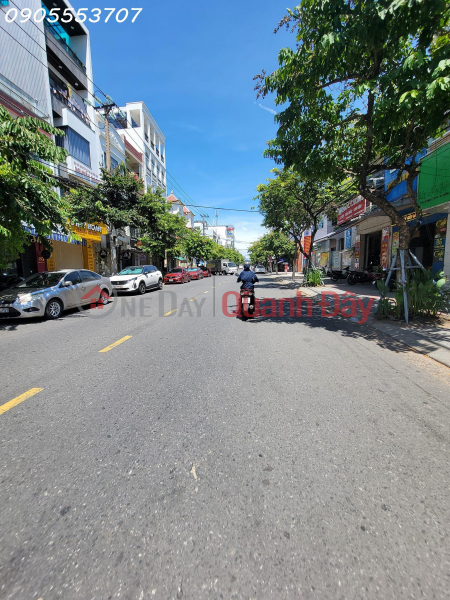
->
[44,20,86,73]
[50,85,91,127]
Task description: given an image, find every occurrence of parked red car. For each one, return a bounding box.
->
[163,268,191,284]
[199,266,212,277]
[187,267,204,280]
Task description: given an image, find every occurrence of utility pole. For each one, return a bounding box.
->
[95,103,115,172]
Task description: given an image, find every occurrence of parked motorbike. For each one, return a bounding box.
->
[240,288,255,319]
[347,269,383,285]
[327,266,350,282]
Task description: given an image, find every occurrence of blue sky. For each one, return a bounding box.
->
[70,0,293,256]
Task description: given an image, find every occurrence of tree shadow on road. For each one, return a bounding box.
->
[236,302,413,355]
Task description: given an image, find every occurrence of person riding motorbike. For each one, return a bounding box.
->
[237,264,259,315]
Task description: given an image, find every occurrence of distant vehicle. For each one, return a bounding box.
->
[111,265,163,294]
[0,270,112,320]
[206,259,238,275]
[187,267,204,280]
[163,268,191,284]
[199,266,212,277]
[254,265,266,274]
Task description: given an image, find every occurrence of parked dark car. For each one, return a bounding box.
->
[163,268,191,284]
[199,266,212,277]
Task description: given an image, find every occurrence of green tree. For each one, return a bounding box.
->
[255,169,341,268]
[0,106,68,267]
[261,231,296,272]
[182,228,216,263]
[257,0,450,252]
[68,164,144,231]
[138,198,188,261]
[248,239,268,267]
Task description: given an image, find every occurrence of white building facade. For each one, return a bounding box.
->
[114,101,166,193]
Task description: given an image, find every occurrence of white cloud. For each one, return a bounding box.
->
[258,103,277,115]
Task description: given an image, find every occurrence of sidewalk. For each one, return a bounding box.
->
[267,272,450,369]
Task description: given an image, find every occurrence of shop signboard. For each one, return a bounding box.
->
[303,235,311,255]
[354,235,360,269]
[418,143,450,209]
[342,251,352,266]
[380,227,390,269]
[391,230,399,257]
[319,252,329,268]
[432,217,447,271]
[337,196,367,225]
[331,251,340,268]
[344,228,352,249]
[226,227,234,238]
[71,222,107,242]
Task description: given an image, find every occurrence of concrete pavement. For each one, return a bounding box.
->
[1,274,450,599]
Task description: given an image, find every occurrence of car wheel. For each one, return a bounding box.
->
[138,281,146,295]
[158,278,163,290]
[45,298,63,320]
[223,270,227,276]
[97,288,109,306]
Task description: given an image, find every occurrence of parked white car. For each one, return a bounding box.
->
[111,265,163,294]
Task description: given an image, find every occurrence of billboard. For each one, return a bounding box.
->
[337,196,367,225]
[418,143,450,209]
[226,227,234,238]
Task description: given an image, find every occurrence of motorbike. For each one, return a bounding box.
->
[347,269,383,285]
[327,266,350,282]
[240,288,255,319]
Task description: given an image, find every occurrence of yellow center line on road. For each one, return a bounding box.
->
[190,298,197,302]
[99,335,132,353]
[204,291,209,294]
[0,388,43,417]
[164,309,178,316]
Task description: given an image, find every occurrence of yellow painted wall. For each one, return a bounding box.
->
[51,241,84,270]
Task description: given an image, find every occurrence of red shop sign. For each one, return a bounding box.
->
[337,196,367,225]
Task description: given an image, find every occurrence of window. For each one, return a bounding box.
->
[103,153,118,169]
[149,266,157,272]
[57,127,91,167]
[80,270,97,282]
[64,271,81,285]
[0,1,10,6]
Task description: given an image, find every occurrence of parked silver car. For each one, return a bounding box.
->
[0,269,112,320]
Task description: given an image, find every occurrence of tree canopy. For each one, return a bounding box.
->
[0,106,68,267]
[249,231,295,270]
[255,168,342,265]
[257,0,450,249]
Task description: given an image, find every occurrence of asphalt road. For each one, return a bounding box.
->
[1,274,450,600]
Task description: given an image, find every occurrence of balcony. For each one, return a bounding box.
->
[50,85,91,128]
[44,21,88,91]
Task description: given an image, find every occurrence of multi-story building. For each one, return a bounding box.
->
[201,225,235,248]
[1,0,105,276]
[167,192,195,228]
[114,101,166,193]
